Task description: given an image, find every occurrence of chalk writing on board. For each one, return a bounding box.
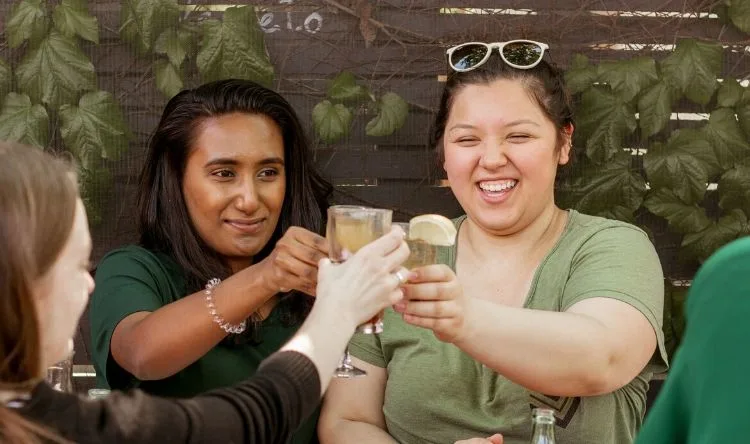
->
[259,0,323,34]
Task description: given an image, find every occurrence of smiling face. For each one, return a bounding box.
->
[443,79,570,235]
[182,112,286,272]
[34,199,94,367]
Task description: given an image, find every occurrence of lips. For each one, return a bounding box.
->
[225,218,265,234]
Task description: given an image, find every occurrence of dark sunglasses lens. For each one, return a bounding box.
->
[450,44,489,70]
[502,42,543,66]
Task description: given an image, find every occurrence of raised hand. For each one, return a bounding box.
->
[316,226,409,327]
[394,263,471,343]
[257,226,328,296]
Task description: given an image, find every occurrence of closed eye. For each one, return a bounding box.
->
[508,134,532,142]
[454,137,480,146]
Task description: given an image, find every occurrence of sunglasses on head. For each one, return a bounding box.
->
[446,40,549,72]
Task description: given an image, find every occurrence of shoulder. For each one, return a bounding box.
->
[568,210,650,240]
[564,211,655,254]
[687,237,750,311]
[96,245,178,275]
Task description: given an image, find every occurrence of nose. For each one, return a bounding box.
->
[233,180,261,214]
[478,139,508,169]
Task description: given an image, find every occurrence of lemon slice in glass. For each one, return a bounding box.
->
[408,214,457,246]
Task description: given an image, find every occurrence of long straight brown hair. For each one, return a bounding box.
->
[0,142,79,444]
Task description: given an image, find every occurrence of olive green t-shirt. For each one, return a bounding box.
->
[349,210,668,444]
[89,245,319,444]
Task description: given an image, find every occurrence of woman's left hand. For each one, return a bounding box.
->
[393,264,472,343]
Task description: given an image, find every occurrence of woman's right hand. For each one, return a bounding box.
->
[257,226,328,296]
[315,226,410,327]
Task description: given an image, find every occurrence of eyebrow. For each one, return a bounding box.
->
[204,156,285,168]
[448,119,540,133]
[506,119,540,127]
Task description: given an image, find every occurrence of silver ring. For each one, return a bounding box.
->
[394,269,408,285]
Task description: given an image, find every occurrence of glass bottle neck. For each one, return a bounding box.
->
[530,422,555,444]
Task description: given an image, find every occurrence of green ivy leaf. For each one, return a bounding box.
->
[312,100,352,143]
[77,164,112,226]
[576,87,637,162]
[718,166,750,215]
[53,0,99,44]
[154,59,184,98]
[703,107,750,171]
[556,151,646,223]
[644,188,711,234]
[0,93,50,147]
[327,72,370,103]
[664,128,721,177]
[120,0,179,54]
[197,7,274,87]
[366,92,409,137]
[644,141,708,204]
[717,78,745,108]
[154,27,190,67]
[0,58,12,102]
[637,81,673,138]
[727,0,750,33]
[660,39,722,105]
[596,57,658,103]
[738,101,750,140]
[564,54,598,94]
[59,91,130,167]
[682,209,746,262]
[6,0,49,49]
[16,31,96,109]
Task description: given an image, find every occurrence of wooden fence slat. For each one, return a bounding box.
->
[332,184,464,219]
[315,148,436,180]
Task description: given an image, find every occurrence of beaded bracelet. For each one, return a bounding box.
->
[205,278,246,334]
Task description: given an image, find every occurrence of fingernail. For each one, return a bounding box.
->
[408,271,418,281]
[394,301,406,312]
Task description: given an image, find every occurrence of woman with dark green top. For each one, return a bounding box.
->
[636,236,750,443]
[89,79,332,443]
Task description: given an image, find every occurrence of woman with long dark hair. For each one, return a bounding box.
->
[89,79,333,443]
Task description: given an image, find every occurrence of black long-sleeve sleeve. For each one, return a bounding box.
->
[15,351,321,443]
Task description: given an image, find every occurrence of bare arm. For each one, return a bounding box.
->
[398,265,658,397]
[111,265,275,380]
[456,297,656,396]
[318,357,397,443]
[110,227,327,381]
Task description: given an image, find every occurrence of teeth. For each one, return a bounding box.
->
[480,180,517,192]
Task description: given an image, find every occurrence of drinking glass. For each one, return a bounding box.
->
[393,222,442,270]
[328,205,392,378]
[47,358,73,392]
[88,388,111,399]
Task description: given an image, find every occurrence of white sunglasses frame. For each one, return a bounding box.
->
[446,40,549,72]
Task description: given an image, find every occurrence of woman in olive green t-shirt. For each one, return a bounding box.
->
[89,79,332,444]
[320,44,666,444]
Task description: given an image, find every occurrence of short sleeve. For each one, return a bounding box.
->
[89,246,175,390]
[561,226,668,371]
[348,324,387,368]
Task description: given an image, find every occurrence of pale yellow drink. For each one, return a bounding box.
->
[327,206,392,333]
[334,217,379,257]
